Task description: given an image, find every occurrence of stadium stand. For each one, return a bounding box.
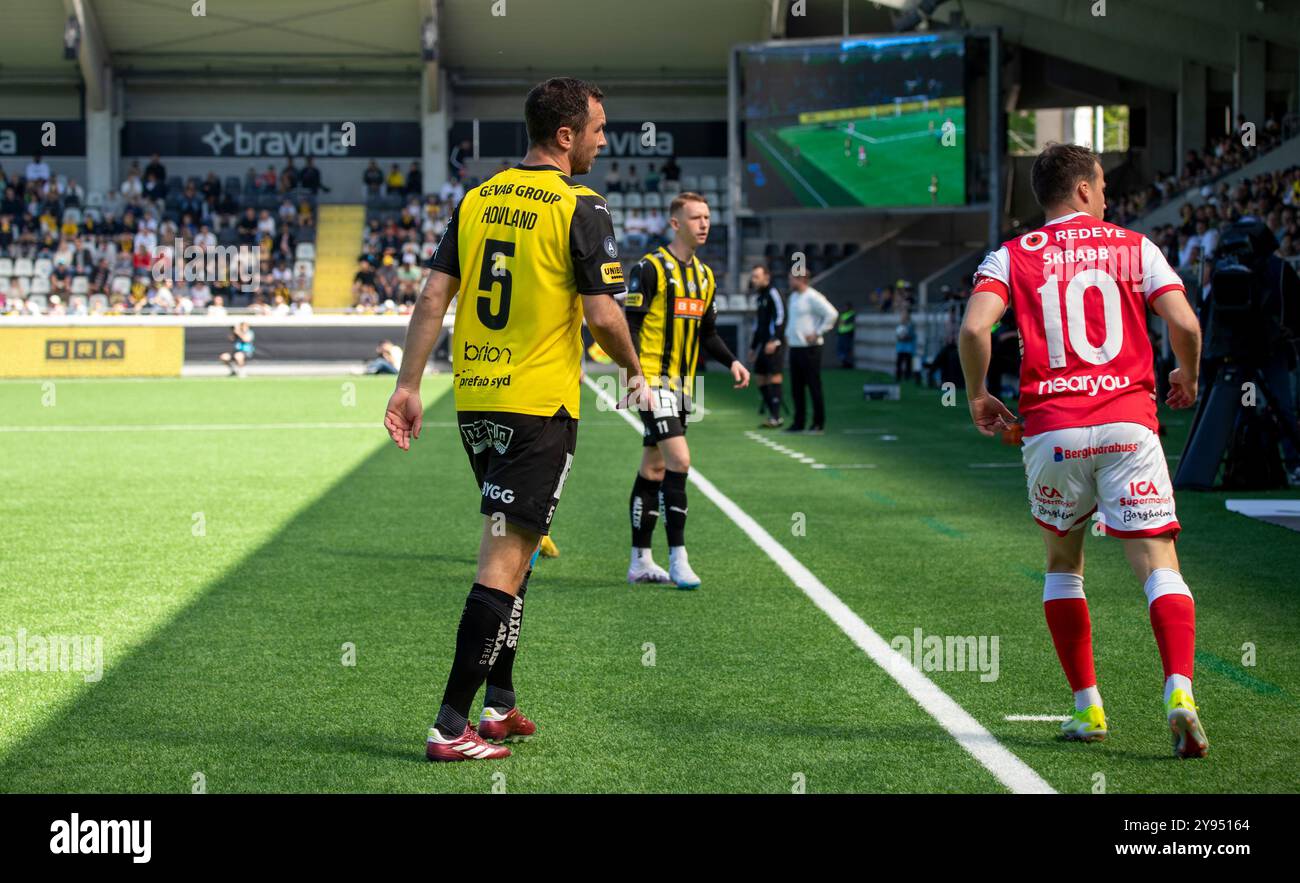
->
[0,160,317,316]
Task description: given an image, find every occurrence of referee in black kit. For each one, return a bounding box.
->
[748,263,786,429]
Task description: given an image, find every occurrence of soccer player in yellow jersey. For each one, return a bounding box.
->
[624,193,750,588]
[384,78,646,762]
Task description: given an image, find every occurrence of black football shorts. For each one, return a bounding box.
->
[752,340,784,375]
[458,406,577,536]
[639,386,693,447]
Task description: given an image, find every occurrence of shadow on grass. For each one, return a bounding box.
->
[0,424,482,793]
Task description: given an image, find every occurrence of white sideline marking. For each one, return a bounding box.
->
[1005,714,1071,723]
[0,421,456,433]
[810,463,876,470]
[968,462,1022,469]
[586,377,1055,794]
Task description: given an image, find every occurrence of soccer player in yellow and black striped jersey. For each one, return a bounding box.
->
[624,192,749,588]
[384,77,646,762]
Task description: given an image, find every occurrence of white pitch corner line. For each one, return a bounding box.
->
[585,377,1056,795]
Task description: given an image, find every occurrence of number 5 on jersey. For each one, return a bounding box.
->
[478,238,515,330]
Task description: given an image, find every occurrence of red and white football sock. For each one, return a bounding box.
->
[1043,572,1100,710]
[1143,568,1196,703]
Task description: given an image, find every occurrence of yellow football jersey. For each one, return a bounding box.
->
[430,164,624,418]
[625,246,717,397]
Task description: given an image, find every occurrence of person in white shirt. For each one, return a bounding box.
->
[438,179,464,205]
[120,169,143,199]
[783,271,839,434]
[25,154,50,183]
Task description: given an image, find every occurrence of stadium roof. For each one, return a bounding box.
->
[1,0,1296,90]
[0,0,774,83]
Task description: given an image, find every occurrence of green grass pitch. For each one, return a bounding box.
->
[0,370,1297,793]
[754,108,966,208]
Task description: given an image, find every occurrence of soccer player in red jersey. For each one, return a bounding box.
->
[958,143,1209,758]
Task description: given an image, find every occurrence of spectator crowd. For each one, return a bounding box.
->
[0,152,320,316]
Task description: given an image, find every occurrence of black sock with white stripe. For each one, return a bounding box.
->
[764,383,783,420]
[630,472,661,549]
[660,469,689,548]
[485,571,529,712]
[434,583,514,739]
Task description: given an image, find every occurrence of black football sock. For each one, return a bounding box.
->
[765,383,783,420]
[630,472,661,549]
[485,572,529,712]
[660,469,689,548]
[434,583,514,738]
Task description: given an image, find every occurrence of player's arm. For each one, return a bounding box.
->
[700,297,749,388]
[571,195,647,405]
[958,285,1017,436]
[623,259,654,352]
[1143,236,1202,409]
[385,201,461,451]
[1151,289,1201,409]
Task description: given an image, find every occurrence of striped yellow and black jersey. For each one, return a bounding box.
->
[429,163,625,419]
[624,246,737,397]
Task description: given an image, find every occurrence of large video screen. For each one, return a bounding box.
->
[740,33,967,210]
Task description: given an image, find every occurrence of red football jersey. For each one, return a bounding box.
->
[971,211,1185,436]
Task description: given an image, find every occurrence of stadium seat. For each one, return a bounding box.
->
[0,277,9,295]
[71,276,90,295]
[0,257,12,277]
[84,207,103,224]
[293,260,314,279]
[625,192,643,209]
[700,175,719,192]
[660,179,681,195]
[26,292,48,311]
[680,175,699,191]
[606,192,624,209]
[110,276,131,296]
[702,191,720,208]
[62,207,82,226]
[30,276,51,295]
[642,192,662,209]
[88,293,109,313]
[14,258,34,277]
[225,176,242,196]
[166,176,183,193]
[295,242,315,261]
[85,190,104,207]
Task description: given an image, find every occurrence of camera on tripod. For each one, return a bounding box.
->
[1174,219,1300,491]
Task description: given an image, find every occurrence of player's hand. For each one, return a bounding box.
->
[763,339,779,355]
[620,373,651,411]
[967,392,1017,437]
[730,360,751,389]
[804,333,818,344]
[384,385,423,451]
[1166,367,1198,409]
